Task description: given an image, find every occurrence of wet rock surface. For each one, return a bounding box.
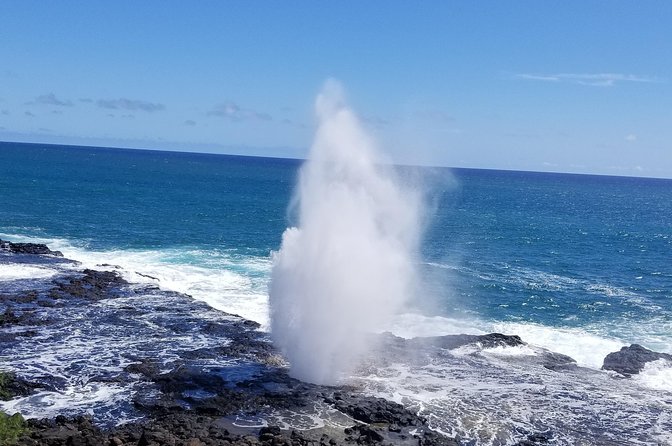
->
[0,373,42,401]
[370,331,577,372]
[602,344,672,376]
[5,240,648,445]
[0,239,63,257]
[49,269,129,301]
[1,243,459,445]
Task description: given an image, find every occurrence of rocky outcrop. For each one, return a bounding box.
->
[0,372,41,401]
[412,332,526,350]
[49,269,128,300]
[17,412,459,446]
[2,240,461,446]
[325,392,425,427]
[602,344,672,376]
[0,239,63,256]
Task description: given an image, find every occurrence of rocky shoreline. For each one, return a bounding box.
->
[1,240,462,446]
[1,240,669,445]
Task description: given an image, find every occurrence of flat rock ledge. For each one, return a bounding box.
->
[0,239,63,257]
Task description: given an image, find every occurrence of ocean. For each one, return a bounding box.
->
[1,141,671,444]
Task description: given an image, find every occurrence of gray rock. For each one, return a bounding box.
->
[602,344,672,376]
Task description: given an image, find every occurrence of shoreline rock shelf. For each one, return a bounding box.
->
[2,240,670,445]
[0,241,459,446]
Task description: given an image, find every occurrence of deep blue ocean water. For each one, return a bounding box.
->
[2,141,672,444]
[1,141,670,351]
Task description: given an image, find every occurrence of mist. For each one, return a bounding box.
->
[269,80,424,384]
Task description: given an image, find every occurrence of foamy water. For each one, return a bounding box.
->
[1,232,271,328]
[4,232,671,381]
[355,346,672,445]
[3,231,672,444]
[0,264,59,281]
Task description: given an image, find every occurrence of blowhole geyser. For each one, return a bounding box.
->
[270,80,423,385]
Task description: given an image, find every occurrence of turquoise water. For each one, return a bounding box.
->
[1,141,671,357]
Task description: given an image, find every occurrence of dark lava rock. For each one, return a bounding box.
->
[0,307,48,327]
[602,344,672,376]
[513,432,552,445]
[0,307,22,325]
[418,332,526,350]
[344,424,384,443]
[17,415,106,446]
[2,252,459,446]
[50,269,128,301]
[325,392,426,427]
[541,351,577,371]
[0,238,63,257]
[376,331,526,358]
[0,372,41,400]
[125,359,162,380]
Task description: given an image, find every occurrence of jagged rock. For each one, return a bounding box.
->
[0,238,63,256]
[18,415,106,446]
[3,247,459,446]
[513,432,552,445]
[125,359,161,380]
[50,269,128,300]
[325,392,426,426]
[0,308,48,327]
[414,332,526,350]
[541,351,577,371]
[0,372,41,400]
[602,344,672,376]
[0,308,21,326]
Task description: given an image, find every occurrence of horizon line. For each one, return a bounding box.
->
[2,139,670,182]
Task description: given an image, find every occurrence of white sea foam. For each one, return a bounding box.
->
[0,264,59,281]
[0,384,135,424]
[355,348,672,446]
[490,321,625,368]
[633,359,672,392]
[384,313,484,339]
[0,232,271,328]
[481,344,539,357]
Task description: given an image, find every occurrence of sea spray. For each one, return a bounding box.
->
[269,80,423,384]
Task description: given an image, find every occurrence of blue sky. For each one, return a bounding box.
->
[1,1,671,177]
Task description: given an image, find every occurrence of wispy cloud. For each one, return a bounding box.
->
[414,109,455,124]
[625,133,637,142]
[208,102,272,122]
[97,98,165,112]
[515,73,662,87]
[30,93,73,107]
[361,115,391,128]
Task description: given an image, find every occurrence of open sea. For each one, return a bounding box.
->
[1,141,672,445]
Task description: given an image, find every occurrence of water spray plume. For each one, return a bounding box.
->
[269,80,423,385]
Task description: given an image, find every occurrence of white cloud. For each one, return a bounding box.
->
[208,102,272,122]
[625,134,637,142]
[97,98,165,112]
[515,73,662,87]
[30,93,73,107]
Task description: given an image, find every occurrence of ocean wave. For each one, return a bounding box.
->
[0,232,272,328]
[379,311,629,371]
[489,321,625,369]
[633,359,672,392]
[355,346,672,446]
[0,264,60,281]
